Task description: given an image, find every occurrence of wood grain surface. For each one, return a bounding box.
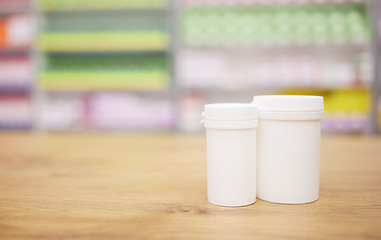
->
[0,132,380,240]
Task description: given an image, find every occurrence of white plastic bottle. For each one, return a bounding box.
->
[252,95,324,204]
[201,103,258,207]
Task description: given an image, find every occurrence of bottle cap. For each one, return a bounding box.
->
[203,103,258,121]
[252,95,324,112]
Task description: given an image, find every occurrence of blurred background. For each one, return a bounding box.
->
[0,0,380,134]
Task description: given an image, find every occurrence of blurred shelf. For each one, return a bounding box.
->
[45,50,168,56]
[0,124,32,129]
[181,43,370,52]
[179,44,369,54]
[39,127,175,132]
[38,72,170,90]
[0,85,32,92]
[38,32,169,52]
[181,0,366,7]
[0,8,31,14]
[38,7,168,13]
[177,85,369,92]
[37,0,168,12]
[0,48,31,55]
[40,88,171,93]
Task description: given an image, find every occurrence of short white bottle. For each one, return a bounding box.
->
[201,103,258,207]
[252,95,324,204]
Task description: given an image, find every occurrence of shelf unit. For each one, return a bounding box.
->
[35,0,175,131]
[174,0,375,133]
[0,0,379,133]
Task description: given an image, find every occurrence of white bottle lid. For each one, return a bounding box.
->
[252,95,324,120]
[252,95,324,112]
[203,103,258,121]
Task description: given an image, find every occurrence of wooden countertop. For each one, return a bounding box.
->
[0,133,380,240]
